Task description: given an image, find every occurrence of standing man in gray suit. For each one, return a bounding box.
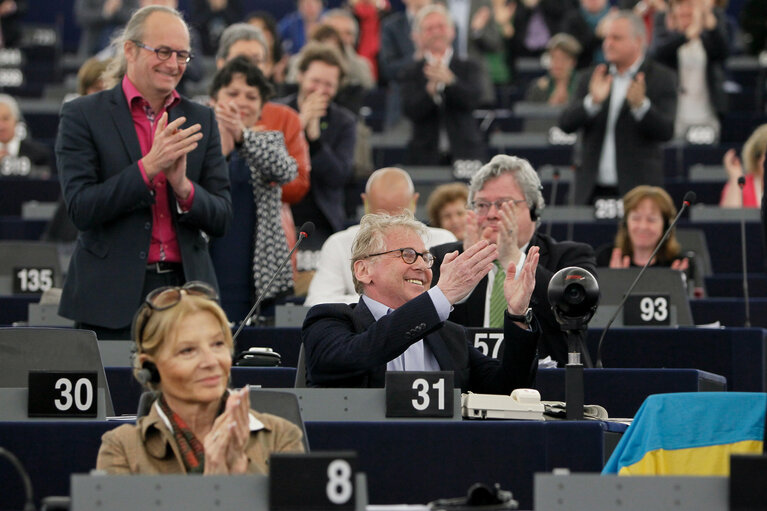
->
[56,5,231,339]
[559,10,677,204]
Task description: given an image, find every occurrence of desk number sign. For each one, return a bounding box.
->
[270,452,357,511]
[385,371,454,418]
[13,266,54,294]
[624,294,671,326]
[28,371,98,418]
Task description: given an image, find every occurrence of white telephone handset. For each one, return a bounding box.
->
[461,388,545,420]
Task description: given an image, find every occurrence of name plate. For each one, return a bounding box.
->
[624,294,671,326]
[593,198,623,220]
[13,266,54,294]
[28,371,98,418]
[470,328,504,359]
[270,451,357,511]
[385,371,454,418]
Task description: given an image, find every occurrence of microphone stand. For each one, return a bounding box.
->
[595,193,695,368]
[232,225,312,346]
[738,176,751,327]
[545,168,560,238]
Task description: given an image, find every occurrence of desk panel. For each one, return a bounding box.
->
[0,419,624,510]
[0,295,37,325]
[536,368,726,419]
[690,298,767,328]
[585,327,767,392]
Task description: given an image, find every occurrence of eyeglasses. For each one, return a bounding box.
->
[136,281,218,346]
[132,40,193,64]
[366,247,435,268]
[470,198,527,215]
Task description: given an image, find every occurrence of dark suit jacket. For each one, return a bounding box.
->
[19,138,54,171]
[55,83,232,328]
[558,58,677,204]
[650,10,728,116]
[280,94,356,235]
[302,293,539,392]
[430,233,597,366]
[379,12,414,84]
[399,57,487,165]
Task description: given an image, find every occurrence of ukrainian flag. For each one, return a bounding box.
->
[603,392,766,475]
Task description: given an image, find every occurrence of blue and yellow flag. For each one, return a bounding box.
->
[603,392,766,475]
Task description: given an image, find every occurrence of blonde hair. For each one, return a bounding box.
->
[614,185,682,264]
[132,293,232,390]
[742,124,767,175]
[350,212,427,294]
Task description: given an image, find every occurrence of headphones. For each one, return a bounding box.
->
[131,305,161,385]
[529,203,539,222]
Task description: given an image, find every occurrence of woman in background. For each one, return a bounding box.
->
[426,182,469,241]
[597,185,689,271]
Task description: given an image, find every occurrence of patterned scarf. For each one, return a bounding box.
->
[239,129,298,301]
[157,392,229,474]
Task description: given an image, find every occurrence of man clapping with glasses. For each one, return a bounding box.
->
[301,211,540,392]
[56,5,231,340]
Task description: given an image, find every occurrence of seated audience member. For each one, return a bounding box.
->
[525,33,581,105]
[651,0,728,141]
[246,11,290,94]
[302,211,540,390]
[97,282,304,474]
[304,167,456,306]
[0,93,53,174]
[399,4,487,165]
[277,42,357,248]
[596,185,689,271]
[208,57,298,321]
[77,57,111,96]
[720,124,767,208]
[279,0,325,55]
[426,182,469,241]
[189,0,244,56]
[430,154,597,367]
[562,0,613,69]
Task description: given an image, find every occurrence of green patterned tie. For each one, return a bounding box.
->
[489,261,506,328]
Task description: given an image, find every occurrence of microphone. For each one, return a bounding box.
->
[232,222,314,345]
[545,167,560,238]
[738,176,751,327]
[0,447,35,511]
[595,191,695,368]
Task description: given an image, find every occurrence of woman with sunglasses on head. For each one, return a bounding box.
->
[96,282,304,474]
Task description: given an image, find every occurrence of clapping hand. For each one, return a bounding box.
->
[503,245,539,323]
[437,240,498,304]
[203,387,251,475]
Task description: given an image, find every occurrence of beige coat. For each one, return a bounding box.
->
[96,404,305,474]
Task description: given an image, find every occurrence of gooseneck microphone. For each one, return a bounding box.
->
[232,221,315,345]
[595,191,695,368]
[738,176,751,327]
[0,447,35,511]
[545,168,560,238]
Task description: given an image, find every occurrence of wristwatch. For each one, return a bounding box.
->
[506,307,533,325]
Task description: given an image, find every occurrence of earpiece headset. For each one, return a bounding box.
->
[131,305,161,385]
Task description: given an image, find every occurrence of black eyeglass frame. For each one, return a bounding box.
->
[365,247,435,268]
[131,40,194,64]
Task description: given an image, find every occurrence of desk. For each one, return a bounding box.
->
[690,297,767,328]
[0,295,37,325]
[536,368,726,418]
[0,177,60,215]
[586,327,767,392]
[106,366,299,416]
[0,419,625,510]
